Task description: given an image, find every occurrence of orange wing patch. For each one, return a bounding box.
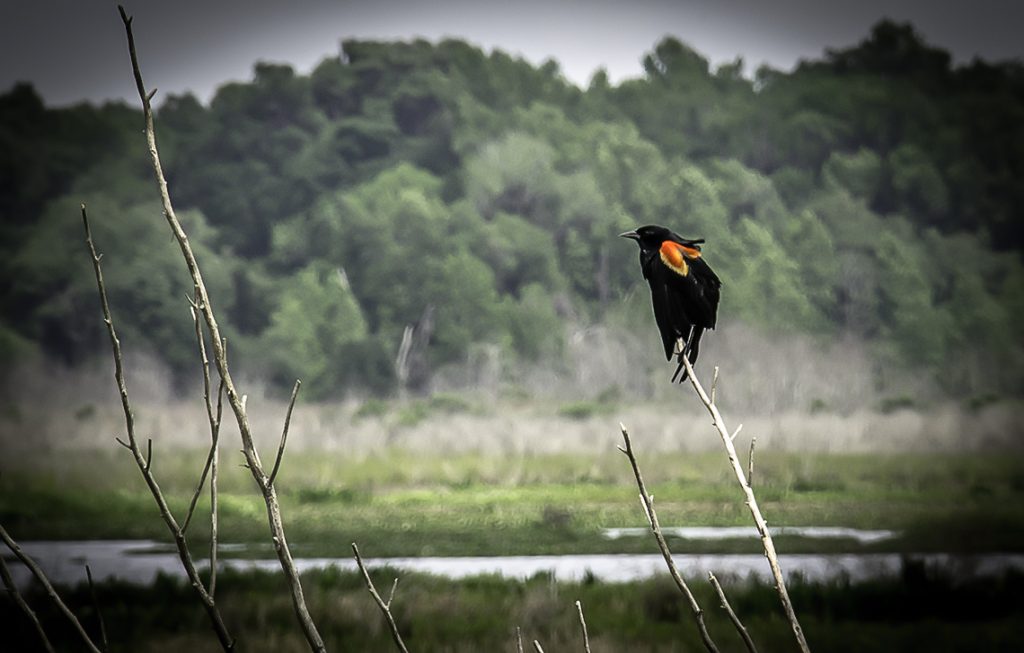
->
[659,241,700,277]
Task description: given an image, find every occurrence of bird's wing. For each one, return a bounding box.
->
[647,263,693,360]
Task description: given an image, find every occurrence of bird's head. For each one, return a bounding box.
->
[619,225,674,252]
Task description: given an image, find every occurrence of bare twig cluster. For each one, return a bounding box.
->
[116,6,325,650]
[83,205,236,650]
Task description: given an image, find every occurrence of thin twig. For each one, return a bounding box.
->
[533,641,545,653]
[681,357,810,653]
[186,301,225,595]
[0,554,56,653]
[86,565,110,652]
[182,305,221,533]
[0,524,101,653]
[709,572,758,653]
[269,380,301,487]
[618,424,720,653]
[747,437,757,489]
[352,543,409,653]
[81,203,235,651]
[516,626,524,653]
[118,7,324,650]
[575,600,592,653]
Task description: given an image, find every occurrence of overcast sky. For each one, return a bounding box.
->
[2,0,1022,107]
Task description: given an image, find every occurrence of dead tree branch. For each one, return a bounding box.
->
[575,600,592,653]
[0,553,56,653]
[708,572,757,653]
[117,6,324,650]
[81,204,235,651]
[681,356,810,653]
[618,425,719,653]
[352,543,409,653]
[0,524,101,653]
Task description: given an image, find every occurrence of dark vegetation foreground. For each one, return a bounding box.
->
[4,564,1023,652]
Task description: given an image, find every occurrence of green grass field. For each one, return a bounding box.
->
[3,448,1023,556]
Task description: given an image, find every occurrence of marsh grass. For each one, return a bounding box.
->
[3,563,1023,652]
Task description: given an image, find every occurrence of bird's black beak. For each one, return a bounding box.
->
[619,230,640,241]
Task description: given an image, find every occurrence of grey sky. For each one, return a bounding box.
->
[2,1,1022,107]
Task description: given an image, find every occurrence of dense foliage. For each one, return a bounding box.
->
[2,20,1022,398]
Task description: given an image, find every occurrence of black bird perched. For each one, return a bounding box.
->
[620,224,721,382]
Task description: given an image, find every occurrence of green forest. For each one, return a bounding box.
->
[2,20,1022,400]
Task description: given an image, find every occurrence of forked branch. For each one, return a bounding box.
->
[117,6,324,650]
[680,356,810,653]
[618,425,719,653]
[352,543,409,653]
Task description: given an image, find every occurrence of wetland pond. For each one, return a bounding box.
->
[8,527,1022,588]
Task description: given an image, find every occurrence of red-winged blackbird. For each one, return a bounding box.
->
[621,225,721,382]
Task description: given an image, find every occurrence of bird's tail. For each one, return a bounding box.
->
[671,329,703,383]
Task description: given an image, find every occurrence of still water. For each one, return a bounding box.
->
[7,537,1024,589]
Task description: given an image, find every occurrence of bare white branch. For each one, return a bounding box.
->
[681,356,810,653]
[575,600,592,653]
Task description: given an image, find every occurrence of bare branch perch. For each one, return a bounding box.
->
[681,358,810,653]
[81,204,235,651]
[709,572,757,653]
[117,7,324,649]
[269,380,301,487]
[575,600,592,653]
[618,425,720,653]
[0,554,56,653]
[0,524,102,653]
[352,543,409,653]
[533,641,545,653]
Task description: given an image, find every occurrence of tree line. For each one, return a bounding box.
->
[2,20,1021,399]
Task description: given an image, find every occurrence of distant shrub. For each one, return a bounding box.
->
[353,398,389,421]
[428,393,473,414]
[558,400,611,420]
[879,395,916,414]
[395,400,431,427]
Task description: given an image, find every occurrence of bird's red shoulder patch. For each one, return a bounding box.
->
[659,241,700,276]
